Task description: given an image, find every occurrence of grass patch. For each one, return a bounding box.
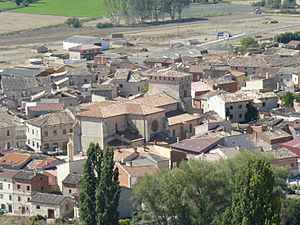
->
[0,0,16,9]
[12,0,105,17]
[181,3,253,18]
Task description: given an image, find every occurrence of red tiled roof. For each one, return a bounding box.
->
[29,103,64,112]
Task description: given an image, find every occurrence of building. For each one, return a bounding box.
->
[286,40,300,50]
[63,35,109,50]
[0,152,34,170]
[116,162,159,188]
[90,83,118,99]
[30,193,75,219]
[256,129,293,146]
[169,137,222,158]
[110,69,148,98]
[12,170,49,215]
[0,169,17,214]
[24,102,64,118]
[208,91,278,122]
[61,173,83,197]
[145,69,192,112]
[0,111,26,151]
[230,70,246,89]
[26,110,75,153]
[69,45,102,61]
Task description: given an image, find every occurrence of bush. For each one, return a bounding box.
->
[119,219,131,225]
[96,22,114,29]
[66,17,82,28]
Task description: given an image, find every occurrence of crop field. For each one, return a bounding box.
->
[12,0,105,17]
[0,12,67,34]
[181,2,253,18]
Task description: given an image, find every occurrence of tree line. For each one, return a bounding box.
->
[132,152,298,225]
[104,0,192,25]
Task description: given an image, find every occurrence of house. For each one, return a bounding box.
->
[193,90,226,113]
[231,70,246,89]
[13,170,49,215]
[191,81,213,98]
[0,169,17,214]
[69,45,102,61]
[0,111,27,151]
[282,137,300,158]
[89,83,118,99]
[63,35,109,50]
[145,69,192,112]
[208,91,278,123]
[143,58,175,68]
[116,162,159,188]
[244,67,279,92]
[0,76,51,106]
[31,45,49,54]
[266,147,298,176]
[24,102,64,118]
[189,65,205,82]
[26,110,75,153]
[109,69,148,98]
[61,173,83,198]
[286,40,300,50]
[205,75,238,93]
[200,147,240,162]
[66,65,97,90]
[169,137,222,158]
[0,152,34,170]
[30,193,75,219]
[56,159,85,191]
[167,112,200,140]
[255,129,293,146]
[0,68,46,78]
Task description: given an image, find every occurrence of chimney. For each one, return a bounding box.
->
[67,136,74,162]
[176,137,180,143]
[126,161,133,167]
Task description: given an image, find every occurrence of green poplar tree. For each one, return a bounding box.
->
[96,147,120,225]
[221,157,281,225]
[79,143,97,225]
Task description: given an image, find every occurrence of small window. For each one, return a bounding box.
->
[53,130,57,136]
[6,130,10,137]
[189,124,193,133]
[41,186,44,191]
[238,105,242,109]
[8,184,10,189]
[0,194,3,199]
[0,183,3,190]
[239,114,243,119]
[26,186,30,191]
[44,131,48,137]
[230,106,233,110]
[63,129,67,135]
[32,129,34,135]
[28,140,30,145]
[36,205,40,210]
[262,102,266,107]
[18,196,21,202]
[17,184,21,190]
[32,141,35,147]
[69,189,72,194]
[27,198,30,202]
[9,195,12,201]
[70,128,73,133]
[119,84,123,88]
[37,143,39,148]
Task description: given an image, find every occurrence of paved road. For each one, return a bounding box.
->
[197,23,300,50]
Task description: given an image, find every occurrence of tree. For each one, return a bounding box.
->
[66,17,82,28]
[174,0,190,20]
[240,37,259,51]
[221,156,281,225]
[80,143,97,225]
[281,91,294,108]
[244,104,259,123]
[80,144,120,225]
[96,147,120,225]
[281,198,300,225]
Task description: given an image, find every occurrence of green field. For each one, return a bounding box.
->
[12,0,104,17]
[0,0,16,9]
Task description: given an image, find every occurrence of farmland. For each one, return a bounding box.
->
[12,0,105,17]
[0,0,15,9]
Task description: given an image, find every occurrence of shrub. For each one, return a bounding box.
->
[96,22,114,29]
[66,17,82,28]
[119,219,131,225]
